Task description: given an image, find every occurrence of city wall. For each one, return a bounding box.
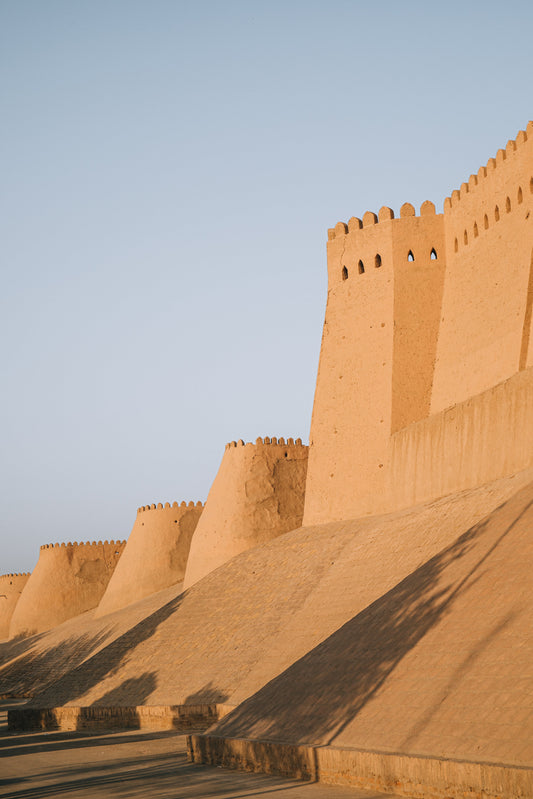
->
[184,437,308,588]
[9,540,125,638]
[0,573,30,640]
[96,500,203,617]
[304,203,446,523]
[387,365,533,512]
[304,121,533,524]
[432,121,533,412]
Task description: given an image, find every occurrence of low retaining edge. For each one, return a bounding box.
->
[8,703,236,732]
[186,734,533,799]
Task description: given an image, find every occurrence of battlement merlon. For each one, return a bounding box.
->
[328,201,438,241]
[444,121,533,214]
[39,540,125,550]
[137,501,204,514]
[224,437,306,450]
[326,201,445,290]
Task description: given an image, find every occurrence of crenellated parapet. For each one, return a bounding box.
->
[325,200,445,299]
[40,540,124,550]
[225,437,304,449]
[327,199,437,240]
[444,122,532,209]
[430,120,533,414]
[0,572,30,579]
[137,501,204,514]
[305,119,533,525]
[9,539,125,638]
[442,122,532,260]
[184,437,308,588]
[96,499,205,617]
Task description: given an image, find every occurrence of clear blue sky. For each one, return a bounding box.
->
[1,0,532,572]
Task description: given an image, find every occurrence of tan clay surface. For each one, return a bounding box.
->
[304,122,533,524]
[96,501,203,617]
[433,124,533,411]
[183,437,307,588]
[2,121,533,798]
[9,540,125,638]
[3,468,532,771]
[212,475,533,768]
[0,573,29,641]
[0,582,184,699]
[0,712,388,799]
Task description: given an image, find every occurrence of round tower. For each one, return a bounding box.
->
[0,573,30,640]
[95,500,204,617]
[183,437,308,588]
[8,540,125,638]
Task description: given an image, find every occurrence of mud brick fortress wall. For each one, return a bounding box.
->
[0,573,30,639]
[304,121,533,524]
[96,500,204,617]
[184,437,308,588]
[9,540,125,637]
[2,122,531,650]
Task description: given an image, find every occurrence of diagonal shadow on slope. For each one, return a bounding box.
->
[16,592,185,708]
[213,493,533,747]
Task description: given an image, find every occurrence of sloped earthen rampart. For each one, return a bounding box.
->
[183,438,308,588]
[9,540,125,638]
[96,501,203,617]
[0,573,30,640]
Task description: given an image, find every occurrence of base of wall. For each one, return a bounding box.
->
[187,734,533,799]
[8,703,235,733]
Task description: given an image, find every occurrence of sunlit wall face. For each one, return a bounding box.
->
[1,0,532,571]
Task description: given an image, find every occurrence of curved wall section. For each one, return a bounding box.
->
[9,541,125,638]
[96,501,203,617]
[0,573,30,640]
[184,437,308,588]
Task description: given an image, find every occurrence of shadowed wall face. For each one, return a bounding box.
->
[183,438,308,588]
[0,573,30,640]
[9,541,125,638]
[95,501,203,617]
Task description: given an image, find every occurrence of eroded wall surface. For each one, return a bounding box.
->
[183,437,308,588]
[9,540,125,638]
[96,501,203,617]
[0,573,30,640]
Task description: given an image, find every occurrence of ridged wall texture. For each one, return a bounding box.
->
[0,574,30,640]
[183,438,308,588]
[95,501,203,617]
[9,540,125,638]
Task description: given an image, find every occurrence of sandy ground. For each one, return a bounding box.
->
[0,702,397,799]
